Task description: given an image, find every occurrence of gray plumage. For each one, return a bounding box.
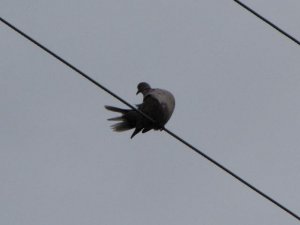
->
[105,82,175,138]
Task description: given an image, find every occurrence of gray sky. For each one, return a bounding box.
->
[1,0,300,224]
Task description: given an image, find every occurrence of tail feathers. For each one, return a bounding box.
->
[105,105,136,133]
[111,121,134,132]
[107,116,123,121]
[105,105,128,114]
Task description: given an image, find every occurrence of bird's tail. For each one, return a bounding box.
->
[105,105,137,132]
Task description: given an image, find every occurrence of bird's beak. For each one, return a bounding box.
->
[136,90,140,95]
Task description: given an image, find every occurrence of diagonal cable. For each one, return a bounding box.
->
[0,17,155,123]
[1,17,299,221]
[234,0,300,46]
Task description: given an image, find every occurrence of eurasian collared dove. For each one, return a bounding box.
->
[105,82,175,138]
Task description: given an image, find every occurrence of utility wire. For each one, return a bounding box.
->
[1,17,299,221]
[0,17,155,123]
[234,0,300,46]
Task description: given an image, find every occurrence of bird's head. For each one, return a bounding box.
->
[136,82,151,95]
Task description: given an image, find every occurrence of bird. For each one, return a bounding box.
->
[105,82,175,138]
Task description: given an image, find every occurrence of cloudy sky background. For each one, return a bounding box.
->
[1,0,300,224]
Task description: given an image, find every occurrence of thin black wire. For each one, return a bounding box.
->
[164,128,300,221]
[234,0,300,46]
[0,17,155,123]
[1,17,299,221]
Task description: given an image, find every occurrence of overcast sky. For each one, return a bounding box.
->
[1,0,300,224]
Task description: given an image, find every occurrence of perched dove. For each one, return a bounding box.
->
[105,82,175,138]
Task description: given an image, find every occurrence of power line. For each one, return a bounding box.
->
[234,0,300,46]
[0,17,155,123]
[1,17,299,221]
